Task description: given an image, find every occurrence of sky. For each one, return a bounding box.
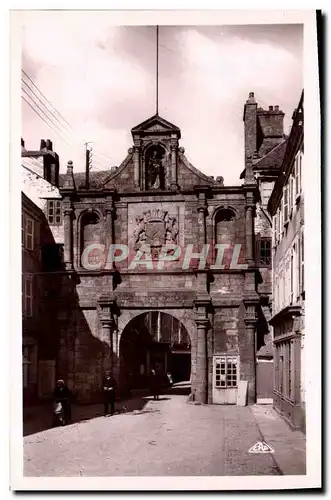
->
[21,17,303,185]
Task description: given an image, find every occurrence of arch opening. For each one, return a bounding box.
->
[119,311,191,392]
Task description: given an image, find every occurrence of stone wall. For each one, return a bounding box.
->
[213,307,240,354]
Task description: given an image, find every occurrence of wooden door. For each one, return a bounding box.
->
[212,355,239,404]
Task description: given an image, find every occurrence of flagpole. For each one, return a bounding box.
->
[156,25,159,116]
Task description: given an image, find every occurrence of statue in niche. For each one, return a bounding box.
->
[146,146,165,190]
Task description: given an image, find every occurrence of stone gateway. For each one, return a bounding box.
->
[54,110,271,406]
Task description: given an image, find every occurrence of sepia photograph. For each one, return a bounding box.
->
[9,7,321,491]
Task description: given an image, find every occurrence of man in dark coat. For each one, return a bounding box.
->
[53,379,71,422]
[102,372,117,416]
[149,369,160,400]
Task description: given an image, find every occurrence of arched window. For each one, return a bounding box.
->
[80,211,102,265]
[145,144,166,190]
[215,208,237,245]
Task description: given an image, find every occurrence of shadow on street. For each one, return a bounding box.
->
[23,382,191,437]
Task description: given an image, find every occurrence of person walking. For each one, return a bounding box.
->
[102,372,117,416]
[53,379,71,423]
[149,369,160,400]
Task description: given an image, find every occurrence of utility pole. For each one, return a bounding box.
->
[85,142,93,189]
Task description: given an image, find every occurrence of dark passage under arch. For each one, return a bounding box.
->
[120,311,191,392]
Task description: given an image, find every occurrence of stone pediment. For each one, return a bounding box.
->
[144,123,171,133]
[131,114,181,139]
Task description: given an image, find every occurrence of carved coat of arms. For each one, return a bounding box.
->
[132,209,178,257]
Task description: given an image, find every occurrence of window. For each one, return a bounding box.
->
[277,208,281,242]
[274,345,279,390]
[285,255,290,306]
[261,182,274,206]
[279,198,283,236]
[279,353,284,393]
[300,230,305,294]
[297,236,301,299]
[24,275,33,317]
[22,345,37,388]
[283,185,289,224]
[289,177,292,215]
[294,151,303,199]
[272,216,277,247]
[289,176,294,216]
[23,345,32,388]
[259,238,272,265]
[299,150,302,194]
[290,251,294,304]
[288,341,293,399]
[292,245,298,302]
[22,214,24,246]
[25,217,34,250]
[280,268,285,309]
[47,200,62,225]
[214,356,238,388]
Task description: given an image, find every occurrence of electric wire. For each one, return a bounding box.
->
[22,71,113,169]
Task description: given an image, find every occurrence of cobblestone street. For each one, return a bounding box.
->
[24,384,306,477]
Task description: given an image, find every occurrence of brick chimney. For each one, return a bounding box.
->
[243,92,257,163]
[42,138,60,188]
[257,105,284,138]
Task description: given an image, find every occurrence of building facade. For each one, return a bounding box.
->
[22,192,44,405]
[268,92,305,431]
[21,140,66,403]
[241,93,289,403]
[22,94,285,407]
[52,102,278,405]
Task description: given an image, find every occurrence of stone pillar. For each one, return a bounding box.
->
[197,194,207,248]
[170,140,177,187]
[101,320,113,372]
[63,207,73,270]
[105,206,115,271]
[105,208,113,246]
[243,156,256,266]
[196,188,209,291]
[243,301,258,404]
[195,318,209,404]
[245,201,255,265]
[99,296,117,375]
[133,141,141,188]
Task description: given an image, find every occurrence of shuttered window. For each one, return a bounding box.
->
[47,200,62,225]
[24,275,33,317]
[25,217,34,250]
